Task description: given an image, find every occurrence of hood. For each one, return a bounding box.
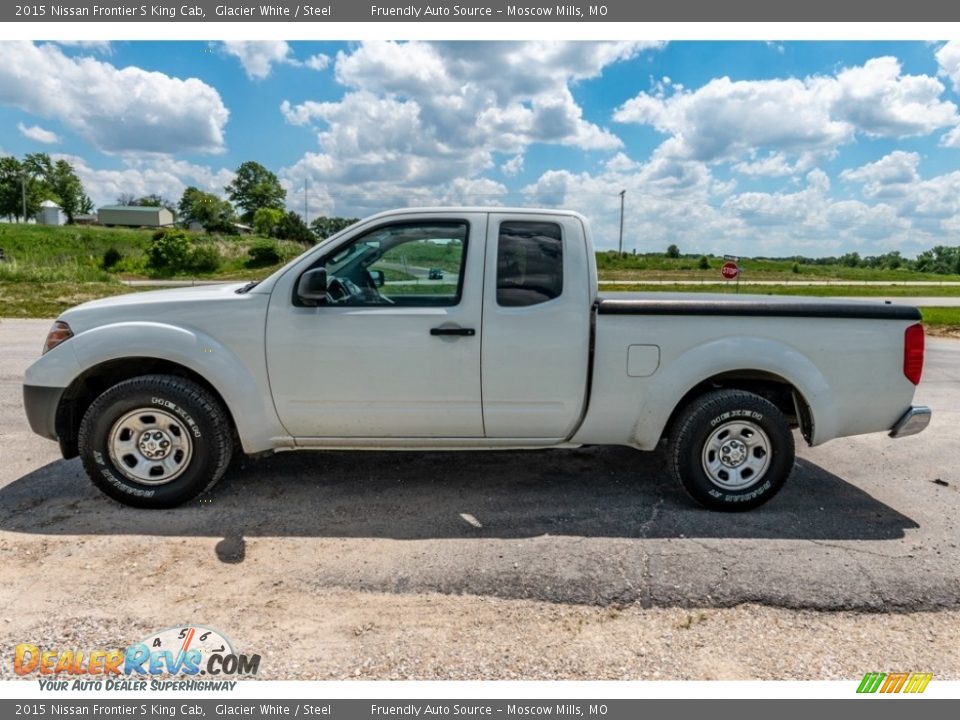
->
[59,281,258,333]
[67,282,247,312]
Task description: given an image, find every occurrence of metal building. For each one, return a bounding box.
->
[97,205,174,227]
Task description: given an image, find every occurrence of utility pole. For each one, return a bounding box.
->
[618,189,626,256]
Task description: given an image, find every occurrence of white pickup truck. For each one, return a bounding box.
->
[24,208,930,511]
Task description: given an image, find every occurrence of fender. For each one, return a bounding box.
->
[573,332,837,450]
[67,322,286,454]
[633,335,836,448]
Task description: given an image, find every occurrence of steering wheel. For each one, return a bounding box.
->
[326,277,352,304]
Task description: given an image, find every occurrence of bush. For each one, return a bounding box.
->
[189,244,221,273]
[147,230,193,273]
[246,240,282,268]
[102,247,122,270]
[146,229,221,275]
[697,255,709,270]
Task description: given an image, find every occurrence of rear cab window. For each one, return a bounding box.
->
[496,221,563,307]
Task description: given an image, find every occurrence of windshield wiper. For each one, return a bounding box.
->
[235,281,260,294]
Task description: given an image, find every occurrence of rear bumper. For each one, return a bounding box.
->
[23,384,65,441]
[889,406,932,439]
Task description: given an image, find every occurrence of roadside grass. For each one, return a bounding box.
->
[917,307,960,335]
[0,282,138,319]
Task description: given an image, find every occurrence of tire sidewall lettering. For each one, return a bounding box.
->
[709,409,764,428]
[151,396,203,438]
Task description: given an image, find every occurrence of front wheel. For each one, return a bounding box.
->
[78,374,233,508]
[668,389,795,511]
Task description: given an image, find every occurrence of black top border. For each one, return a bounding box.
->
[4,1,957,23]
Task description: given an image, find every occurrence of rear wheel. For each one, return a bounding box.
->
[78,374,233,508]
[669,389,794,511]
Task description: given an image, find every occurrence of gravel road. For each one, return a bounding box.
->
[1,318,958,680]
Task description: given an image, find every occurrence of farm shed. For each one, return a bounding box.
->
[98,205,174,227]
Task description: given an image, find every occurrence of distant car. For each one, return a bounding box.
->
[428,268,444,280]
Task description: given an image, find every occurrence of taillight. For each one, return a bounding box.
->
[903,323,924,385]
[43,321,74,355]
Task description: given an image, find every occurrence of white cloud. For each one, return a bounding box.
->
[501,154,524,177]
[221,41,298,80]
[839,151,920,199]
[615,57,957,168]
[733,151,819,177]
[61,154,235,208]
[831,57,956,137]
[936,41,960,92]
[516,153,950,257]
[0,42,228,155]
[17,122,59,144]
[304,53,330,71]
[279,41,658,216]
[221,42,330,79]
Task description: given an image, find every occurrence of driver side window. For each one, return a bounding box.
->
[319,221,469,307]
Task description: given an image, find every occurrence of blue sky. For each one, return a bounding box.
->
[3,40,960,256]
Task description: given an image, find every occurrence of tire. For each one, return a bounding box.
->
[78,374,233,508]
[669,389,794,511]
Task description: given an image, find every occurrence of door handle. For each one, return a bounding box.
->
[430,327,476,337]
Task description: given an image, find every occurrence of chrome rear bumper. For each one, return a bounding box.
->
[889,406,932,438]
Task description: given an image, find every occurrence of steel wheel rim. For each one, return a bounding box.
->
[107,408,193,485]
[701,420,771,490]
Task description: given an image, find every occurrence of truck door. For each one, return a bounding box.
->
[480,214,592,439]
[265,213,486,438]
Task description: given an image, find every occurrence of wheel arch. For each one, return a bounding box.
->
[661,369,815,447]
[55,357,237,459]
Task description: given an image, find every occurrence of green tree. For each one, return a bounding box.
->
[275,211,314,245]
[252,207,285,237]
[134,193,176,215]
[178,186,236,233]
[310,215,359,240]
[50,159,93,222]
[840,251,862,268]
[0,156,46,221]
[225,161,286,222]
[22,153,93,222]
[666,244,681,259]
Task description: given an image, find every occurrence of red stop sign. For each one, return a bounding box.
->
[721,261,740,280]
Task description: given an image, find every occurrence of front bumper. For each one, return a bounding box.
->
[889,406,932,438]
[23,384,65,441]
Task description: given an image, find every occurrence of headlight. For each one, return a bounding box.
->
[43,321,74,355]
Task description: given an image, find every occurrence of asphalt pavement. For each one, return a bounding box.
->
[0,319,957,611]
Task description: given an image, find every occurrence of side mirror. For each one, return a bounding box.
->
[368,269,385,288]
[297,268,328,305]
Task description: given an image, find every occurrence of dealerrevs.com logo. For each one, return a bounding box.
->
[14,626,259,691]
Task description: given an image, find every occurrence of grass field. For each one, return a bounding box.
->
[0,223,305,282]
[596,252,960,282]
